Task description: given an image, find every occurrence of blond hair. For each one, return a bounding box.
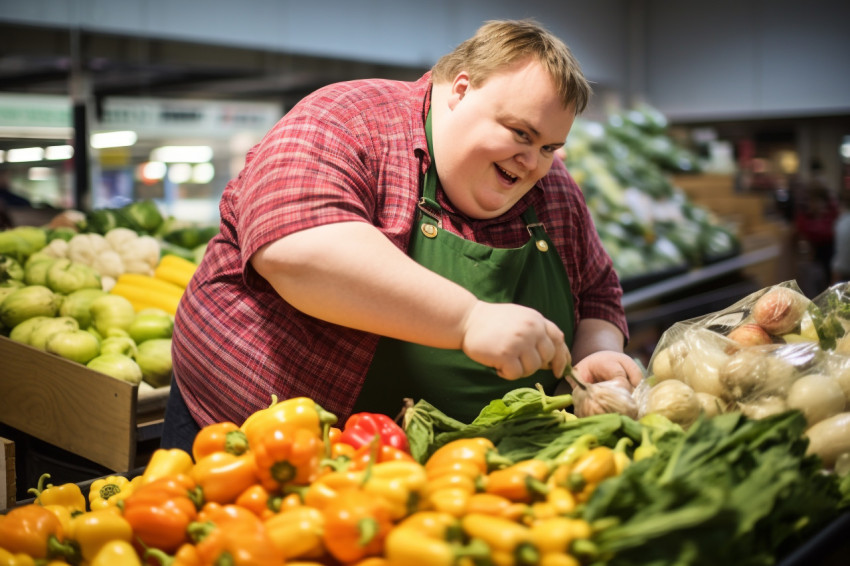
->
[431,19,591,113]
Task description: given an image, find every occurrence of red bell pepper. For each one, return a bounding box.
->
[340,412,409,453]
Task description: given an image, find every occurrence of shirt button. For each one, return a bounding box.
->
[536,240,549,252]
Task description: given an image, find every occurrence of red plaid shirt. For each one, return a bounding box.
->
[172,72,628,427]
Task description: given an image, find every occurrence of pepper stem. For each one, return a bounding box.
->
[536,382,575,413]
[144,548,176,566]
[357,517,380,546]
[26,472,51,500]
[187,520,217,543]
[515,541,541,566]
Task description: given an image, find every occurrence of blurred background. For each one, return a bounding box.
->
[1,0,848,306]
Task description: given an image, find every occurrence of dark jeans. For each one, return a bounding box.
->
[160,377,201,454]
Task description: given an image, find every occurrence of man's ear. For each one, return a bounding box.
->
[448,72,470,110]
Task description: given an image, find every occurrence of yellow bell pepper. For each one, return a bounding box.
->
[460,513,539,566]
[89,540,143,566]
[54,509,134,564]
[27,473,86,513]
[304,459,426,520]
[0,548,36,566]
[141,448,194,485]
[384,512,489,566]
[240,395,337,449]
[529,516,591,558]
[40,505,73,535]
[264,506,326,560]
[88,475,135,510]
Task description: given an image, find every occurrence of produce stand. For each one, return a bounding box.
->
[777,511,850,566]
[0,335,168,476]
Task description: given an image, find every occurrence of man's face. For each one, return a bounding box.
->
[433,58,576,220]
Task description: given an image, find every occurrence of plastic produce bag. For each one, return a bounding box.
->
[638,281,850,436]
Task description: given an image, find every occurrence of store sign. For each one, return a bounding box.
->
[0,93,73,133]
[0,94,281,137]
[100,97,282,137]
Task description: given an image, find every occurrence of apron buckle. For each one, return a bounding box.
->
[526,222,549,252]
[418,197,443,228]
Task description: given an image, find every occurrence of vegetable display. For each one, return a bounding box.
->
[563,105,739,286]
[4,387,848,566]
[0,210,206,387]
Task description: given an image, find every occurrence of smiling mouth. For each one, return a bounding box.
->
[496,164,518,183]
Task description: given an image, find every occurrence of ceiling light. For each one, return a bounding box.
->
[45,145,74,160]
[6,147,45,163]
[91,130,138,149]
[167,163,193,184]
[140,161,167,181]
[28,167,55,181]
[151,146,213,163]
[191,163,215,184]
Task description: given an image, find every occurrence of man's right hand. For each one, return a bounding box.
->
[460,300,570,380]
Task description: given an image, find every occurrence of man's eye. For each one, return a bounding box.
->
[513,129,529,141]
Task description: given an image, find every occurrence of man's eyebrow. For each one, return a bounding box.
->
[519,119,565,147]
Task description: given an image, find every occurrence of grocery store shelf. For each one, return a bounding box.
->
[622,244,781,310]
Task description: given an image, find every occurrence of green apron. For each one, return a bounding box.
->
[352,110,575,423]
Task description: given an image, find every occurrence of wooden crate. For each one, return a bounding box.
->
[672,173,735,200]
[0,336,168,472]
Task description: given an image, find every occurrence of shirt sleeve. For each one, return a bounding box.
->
[233,105,379,277]
[540,161,630,342]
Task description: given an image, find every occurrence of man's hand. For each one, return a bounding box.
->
[572,351,644,391]
[460,301,570,380]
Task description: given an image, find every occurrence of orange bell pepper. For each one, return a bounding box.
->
[425,438,511,479]
[190,451,258,505]
[145,543,202,566]
[321,489,393,564]
[120,474,200,553]
[234,484,281,520]
[485,459,551,503]
[189,503,283,566]
[192,421,249,461]
[253,425,324,490]
[0,504,64,559]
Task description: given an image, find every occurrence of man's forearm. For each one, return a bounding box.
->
[571,318,626,363]
[250,221,479,349]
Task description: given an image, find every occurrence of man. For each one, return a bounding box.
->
[163,19,641,451]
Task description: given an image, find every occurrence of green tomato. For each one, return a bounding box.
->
[46,259,102,295]
[0,285,58,328]
[8,315,52,344]
[89,294,136,336]
[23,256,58,286]
[100,335,138,358]
[128,312,174,344]
[86,353,143,385]
[46,329,100,364]
[136,338,173,388]
[59,288,108,329]
[29,316,79,350]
